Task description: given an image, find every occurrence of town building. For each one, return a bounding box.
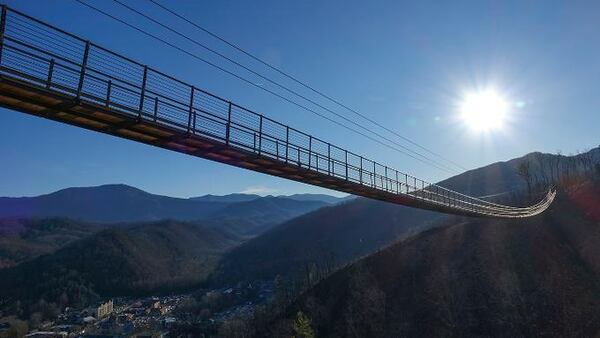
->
[96,300,114,319]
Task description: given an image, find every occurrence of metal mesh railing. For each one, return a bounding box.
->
[0,6,555,218]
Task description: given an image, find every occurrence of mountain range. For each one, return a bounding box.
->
[0,186,341,273]
[0,185,350,225]
[191,193,353,205]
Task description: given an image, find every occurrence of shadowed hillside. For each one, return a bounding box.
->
[278,178,600,337]
[213,198,444,284]
[0,220,241,315]
[0,218,106,268]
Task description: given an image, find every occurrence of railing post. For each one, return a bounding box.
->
[308,136,312,169]
[76,41,91,100]
[414,177,417,197]
[385,166,389,191]
[187,86,195,133]
[359,156,363,184]
[46,59,55,89]
[285,126,289,163]
[258,115,263,155]
[225,101,232,145]
[373,161,376,188]
[0,6,8,66]
[138,66,148,119]
[327,143,331,175]
[395,171,399,194]
[105,80,112,107]
[345,150,348,180]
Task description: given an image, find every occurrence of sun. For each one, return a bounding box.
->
[459,89,509,132]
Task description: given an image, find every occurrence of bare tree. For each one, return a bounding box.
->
[517,160,532,197]
[555,150,563,184]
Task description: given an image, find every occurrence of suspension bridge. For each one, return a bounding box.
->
[0,6,554,218]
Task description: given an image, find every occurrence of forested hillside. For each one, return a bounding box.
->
[273,176,600,337]
[0,218,105,268]
[0,220,240,319]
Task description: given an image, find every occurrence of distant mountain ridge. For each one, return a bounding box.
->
[0,184,337,225]
[0,184,227,223]
[284,193,354,204]
[190,193,261,203]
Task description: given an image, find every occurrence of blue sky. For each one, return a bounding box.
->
[1,0,599,198]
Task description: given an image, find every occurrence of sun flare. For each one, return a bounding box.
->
[460,89,508,132]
